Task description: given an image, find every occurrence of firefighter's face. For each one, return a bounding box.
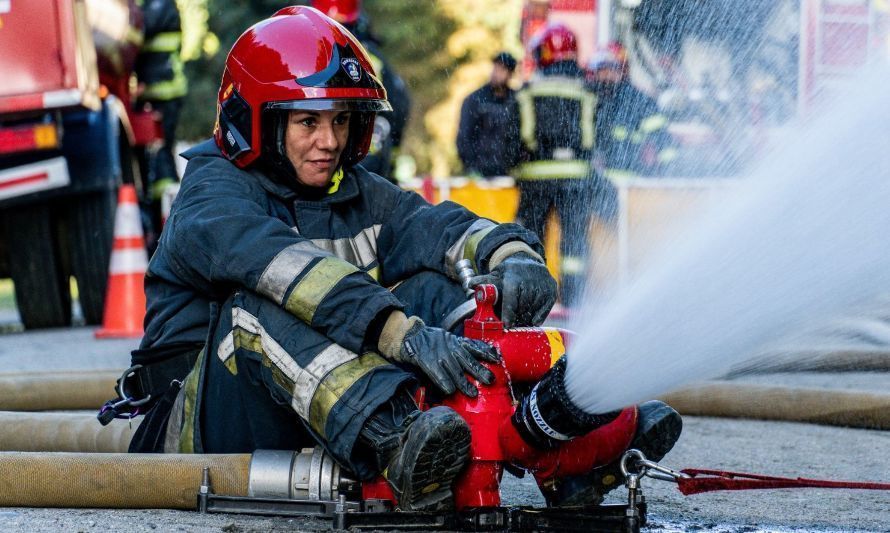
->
[285,109,351,187]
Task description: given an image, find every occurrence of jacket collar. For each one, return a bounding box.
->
[182,139,361,204]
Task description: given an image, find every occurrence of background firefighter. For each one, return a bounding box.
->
[123,6,558,512]
[588,43,678,185]
[134,0,188,252]
[512,24,599,308]
[312,0,412,179]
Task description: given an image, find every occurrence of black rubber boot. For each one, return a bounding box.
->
[359,397,471,511]
[540,400,683,507]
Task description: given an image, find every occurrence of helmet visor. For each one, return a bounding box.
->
[266,98,392,113]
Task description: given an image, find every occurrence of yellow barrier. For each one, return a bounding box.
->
[409,176,736,290]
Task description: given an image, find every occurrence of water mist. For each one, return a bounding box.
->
[565,66,890,414]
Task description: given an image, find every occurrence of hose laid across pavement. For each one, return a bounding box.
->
[0,452,249,509]
[0,411,137,452]
[660,382,890,430]
[0,370,118,411]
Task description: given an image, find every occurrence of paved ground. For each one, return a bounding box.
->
[0,316,889,531]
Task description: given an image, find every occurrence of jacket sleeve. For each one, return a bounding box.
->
[373,180,544,286]
[456,95,479,172]
[164,160,403,354]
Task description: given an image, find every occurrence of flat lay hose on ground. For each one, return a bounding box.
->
[0,452,249,509]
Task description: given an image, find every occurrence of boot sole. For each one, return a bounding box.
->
[399,407,471,511]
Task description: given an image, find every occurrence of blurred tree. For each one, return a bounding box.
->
[366,0,522,176]
[363,0,457,175]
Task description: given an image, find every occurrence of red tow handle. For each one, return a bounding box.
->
[677,468,890,496]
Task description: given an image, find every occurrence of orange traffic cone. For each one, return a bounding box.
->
[95,184,147,338]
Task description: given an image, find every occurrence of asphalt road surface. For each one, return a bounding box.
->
[0,321,888,532]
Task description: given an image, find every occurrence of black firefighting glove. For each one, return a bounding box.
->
[378,312,499,397]
[470,251,557,328]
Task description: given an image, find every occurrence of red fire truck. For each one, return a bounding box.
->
[0,0,161,329]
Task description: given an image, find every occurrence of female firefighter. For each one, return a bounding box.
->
[120,6,680,512]
[124,6,557,511]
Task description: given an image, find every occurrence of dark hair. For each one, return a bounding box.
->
[493,51,517,72]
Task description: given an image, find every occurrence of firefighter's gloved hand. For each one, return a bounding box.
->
[378,312,499,397]
[470,252,557,328]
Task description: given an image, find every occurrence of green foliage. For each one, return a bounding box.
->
[178,1,284,141]
[363,0,457,173]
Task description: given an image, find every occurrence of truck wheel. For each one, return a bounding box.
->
[67,189,117,325]
[1,204,72,329]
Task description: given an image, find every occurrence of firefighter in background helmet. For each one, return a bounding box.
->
[588,42,678,187]
[134,0,188,251]
[512,24,599,308]
[312,0,411,180]
[121,7,557,511]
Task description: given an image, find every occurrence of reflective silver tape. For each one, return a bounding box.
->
[291,344,359,418]
[231,307,307,415]
[445,219,496,277]
[257,241,331,305]
[311,224,380,268]
[216,331,235,363]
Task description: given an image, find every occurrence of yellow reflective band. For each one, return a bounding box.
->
[143,32,182,53]
[611,125,629,141]
[604,169,639,182]
[580,91,596,149]
[285,258,360,322]
[463,225,497,264]
[258,241,328,305]
[518,80,597,150]
[126,27,144,46]
[327,168,344,194]
[639,114,668,133]
[658,147,680,164]
[151,177,177,200]
[544,329,566,368]
[367,266,380,281]
[141,57,188,100]
[141,76,188,100]
[525,79,593,101]
[517,90,537,150]
[178,347,206,453]
[515,160,590,180]
[308,353,390,437]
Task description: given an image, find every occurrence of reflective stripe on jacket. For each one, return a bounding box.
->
[138,140,542,359]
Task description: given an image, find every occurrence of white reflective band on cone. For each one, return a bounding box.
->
[113,203,145,238]
[109,249,149,275]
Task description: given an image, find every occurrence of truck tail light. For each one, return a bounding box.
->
[0,122,60,155]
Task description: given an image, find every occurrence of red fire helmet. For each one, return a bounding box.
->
[311,0,362,24]
[530,24,578,68]
[214,6,390,169]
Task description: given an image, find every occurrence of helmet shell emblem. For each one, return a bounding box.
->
[341,58,362,82]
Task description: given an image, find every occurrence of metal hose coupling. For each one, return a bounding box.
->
[511,356,622,449]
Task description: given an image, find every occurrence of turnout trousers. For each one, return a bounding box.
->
[515,178,595,307]
[134,271,466,480]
